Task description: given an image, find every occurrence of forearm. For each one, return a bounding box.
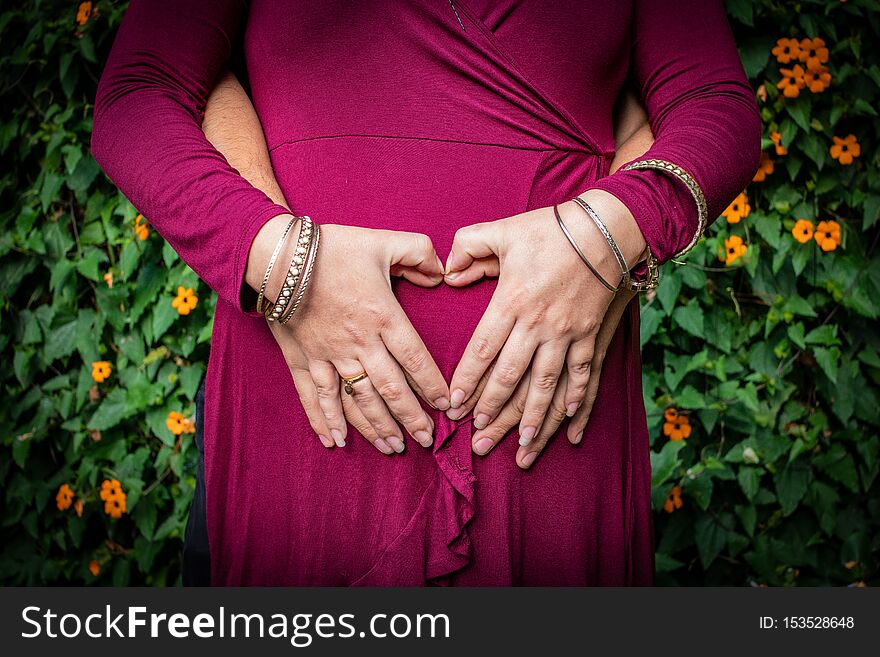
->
[201,70,295,304]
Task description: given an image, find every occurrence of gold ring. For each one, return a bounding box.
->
[341,371,369,395]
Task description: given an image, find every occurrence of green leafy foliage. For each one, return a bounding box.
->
[647,0,880,586]
[1,0,877,586]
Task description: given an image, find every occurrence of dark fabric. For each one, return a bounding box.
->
[182,376,211,586]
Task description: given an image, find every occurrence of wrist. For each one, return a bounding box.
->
[574,189,649,267]
[245,213,298,298]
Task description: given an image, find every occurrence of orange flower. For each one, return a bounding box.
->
[830,134,860,165]
[74,499,84,518]
[755,84,767,102]
[804,65,831,93]
[56,483,74,511]
[103,271,113,288]
[798,37,829,72]
[664,407,679,423]
[792,219,814,244]
[76,2,92,27]
[183,416,196,434]
[663,486,683,513]
[663,412,692,441]
[753,153,774,182]
[172,286,198,315]
[723,235,748,266]
[100,479,127,519]
[88,559,101,577]
[777,65,806,98]
[100,478,122,501]
[770,131,787,156]
[771,38,801,64]
[814,220,841,252]
[722,192,750,224]
[134,213,150,241]
[91,361,112,383]
[166,411,188,436]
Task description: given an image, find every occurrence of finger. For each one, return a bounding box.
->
[362,347,435,449]
[517,371,569,469]
[391,264,445,288]
[471,373,529,456]
[381,308,450,411]
[447,296,515,412]
[518,339,568,445]
[566,293,634,445]
[562,337,595,417]
[309,361,349,448]
[445,221,503,274]
[470,323,536,429]
[341,392,396,455]
[334,358,407,453]
[446,360,494,421]
[444,255,500,287]
[384,231,444,279]
[290,368,334,448]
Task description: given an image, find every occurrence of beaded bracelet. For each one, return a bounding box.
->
[266,216,314,322]
[255,215,297,316]
[279,222,321,325]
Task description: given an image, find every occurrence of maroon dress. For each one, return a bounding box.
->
[92,0,761,585]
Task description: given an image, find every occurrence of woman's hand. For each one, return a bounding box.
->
[452,290,635,468]
[443,190,647,467]
[262,223,451,454]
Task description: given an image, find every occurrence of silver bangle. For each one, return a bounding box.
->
[267,216,313,322]
[553,204,621,292]
[570,196,630,290]
[255,215,296,316]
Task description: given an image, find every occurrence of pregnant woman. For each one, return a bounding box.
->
[92,0,761,585]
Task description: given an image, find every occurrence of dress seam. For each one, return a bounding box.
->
[268,133,611,156]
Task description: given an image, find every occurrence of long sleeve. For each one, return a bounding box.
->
[91,0,289,317]
[590,0,762,264]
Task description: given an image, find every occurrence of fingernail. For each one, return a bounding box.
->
[518,426,536,445]
[474,413,491,430]
[566,402,578,417]
[446,406,466,420]
[318,434,333,448]
[520,451,537,468]
[387,436,405,453]
[331,429,346,447]
[374,438,394,455]
[574,431,583,444]
[415,431,433,448]
[450,389,466,409]
[474,437,494,455]
[433,397,451,411]
[445,272,460,281]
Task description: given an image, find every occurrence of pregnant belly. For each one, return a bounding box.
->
[270,136,536,373]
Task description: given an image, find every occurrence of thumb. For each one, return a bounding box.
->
[384,231,444,279]
[445,221,502,275]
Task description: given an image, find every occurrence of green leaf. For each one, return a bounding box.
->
[694,514,727,569]
[775,462,810,516]
[814,444,859,493]
[672,299,704,338]
[87,388,130,431]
